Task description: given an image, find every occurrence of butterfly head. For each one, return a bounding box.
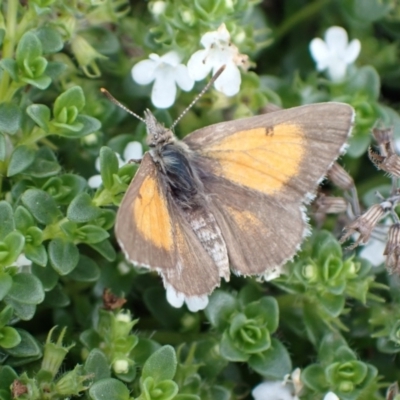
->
[145,109,174,148]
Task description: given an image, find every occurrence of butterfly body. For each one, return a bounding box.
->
[116,103,354,307]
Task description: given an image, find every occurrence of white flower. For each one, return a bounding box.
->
[15,254,32,269]
[309,26,361,82]
[359,236,386,266]
[187,23,249,97]
[88,141,143,189]
[324,392,340,400]
[131,51,194,109]
[252,381,299,400]
[253,369,302,400]
[165,284,209,312]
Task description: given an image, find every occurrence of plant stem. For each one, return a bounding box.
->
[0,0,18,99]
[274,0,332,40]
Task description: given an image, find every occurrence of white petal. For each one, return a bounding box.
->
[200,24,230,48]
[359,238,386,267]
[88,174,102,188]
[344,39,361,64]
[327,59,347,82]
[174,64,195,91]
[309,38,330,66]
[166,285,185,308]
[160,51,182,67]
[263,267,281,281]
[94,156,101,172]
[185,295,209,312]
[323,392,340,400]
[123,141,143,162]
[151,72,177,108]
[252,381,296,400]
[187,50,213,81]
[213,62,241,96]
[15,254,32,268]
[131,59,157,85]
[325,26,348,54]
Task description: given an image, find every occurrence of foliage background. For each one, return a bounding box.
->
[0,0,400,399]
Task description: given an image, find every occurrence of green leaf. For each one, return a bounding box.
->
[48,238,79,275]
[248,338,292,379]
[89,378,130,400]
[67,193,102,223]
[0,201,15,240]
[31,263,58,291]
[1,231,25,267]
[34,26,64,54]
[0,58,18,80]
[245,297,279,333]
[6,273,45,305]
[100,146,119,189]
[219,330,249,362]
[0,327,21,349]
[302,364,328,392]
[22,189,61,225]
[45,61,67,79]
[0,365,18,389]
[16,32,43,64]
[25,244,48,267]
[26,104,51,131]
[84,349,111,382]
[318,293,345,318]
[56,115,101,138]
[54,86,85,116]
[67,255,100,282]
[76,225,109,244]
[0,133,6,161]
[7,145,36,176]
[23,75,51,90]
[0,103,22,135]
[141,345,177,382]
[29,146,61,178]
[0,272,12,301]
[88,239,116,261]
[0,305,13,327]
[4,298,36,321]
[3,328,41,359]
[14,206,34,233]
[205,290,237,330]
[347,66,380,100]
[44,283,70,308]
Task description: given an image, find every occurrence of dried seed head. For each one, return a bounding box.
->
[341,203,389,249]
[372,126,395,155]
[328,162,354,190]
[369,147,400,178]
[102,288,127,310]
[314,194,348,214]
[384,223,400,273]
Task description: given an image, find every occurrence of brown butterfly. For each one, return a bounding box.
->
[110,94,354,311]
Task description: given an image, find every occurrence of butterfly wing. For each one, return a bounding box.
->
[115,153,220,296]
[184,102,354,275]
[184,103,354,203]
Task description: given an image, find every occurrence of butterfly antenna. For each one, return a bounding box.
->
[100,88,146,123]
[170,65,226,130]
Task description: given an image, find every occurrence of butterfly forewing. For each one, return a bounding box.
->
[184,103,354,203]
[116,153,221,297]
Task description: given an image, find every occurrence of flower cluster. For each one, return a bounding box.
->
[131,24,249,108]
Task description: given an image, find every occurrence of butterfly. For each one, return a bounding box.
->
[113,100,354,311]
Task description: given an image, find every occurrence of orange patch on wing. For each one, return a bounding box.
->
[205,124,305,194]
[133,175,173,251]
[226,207,263,231]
